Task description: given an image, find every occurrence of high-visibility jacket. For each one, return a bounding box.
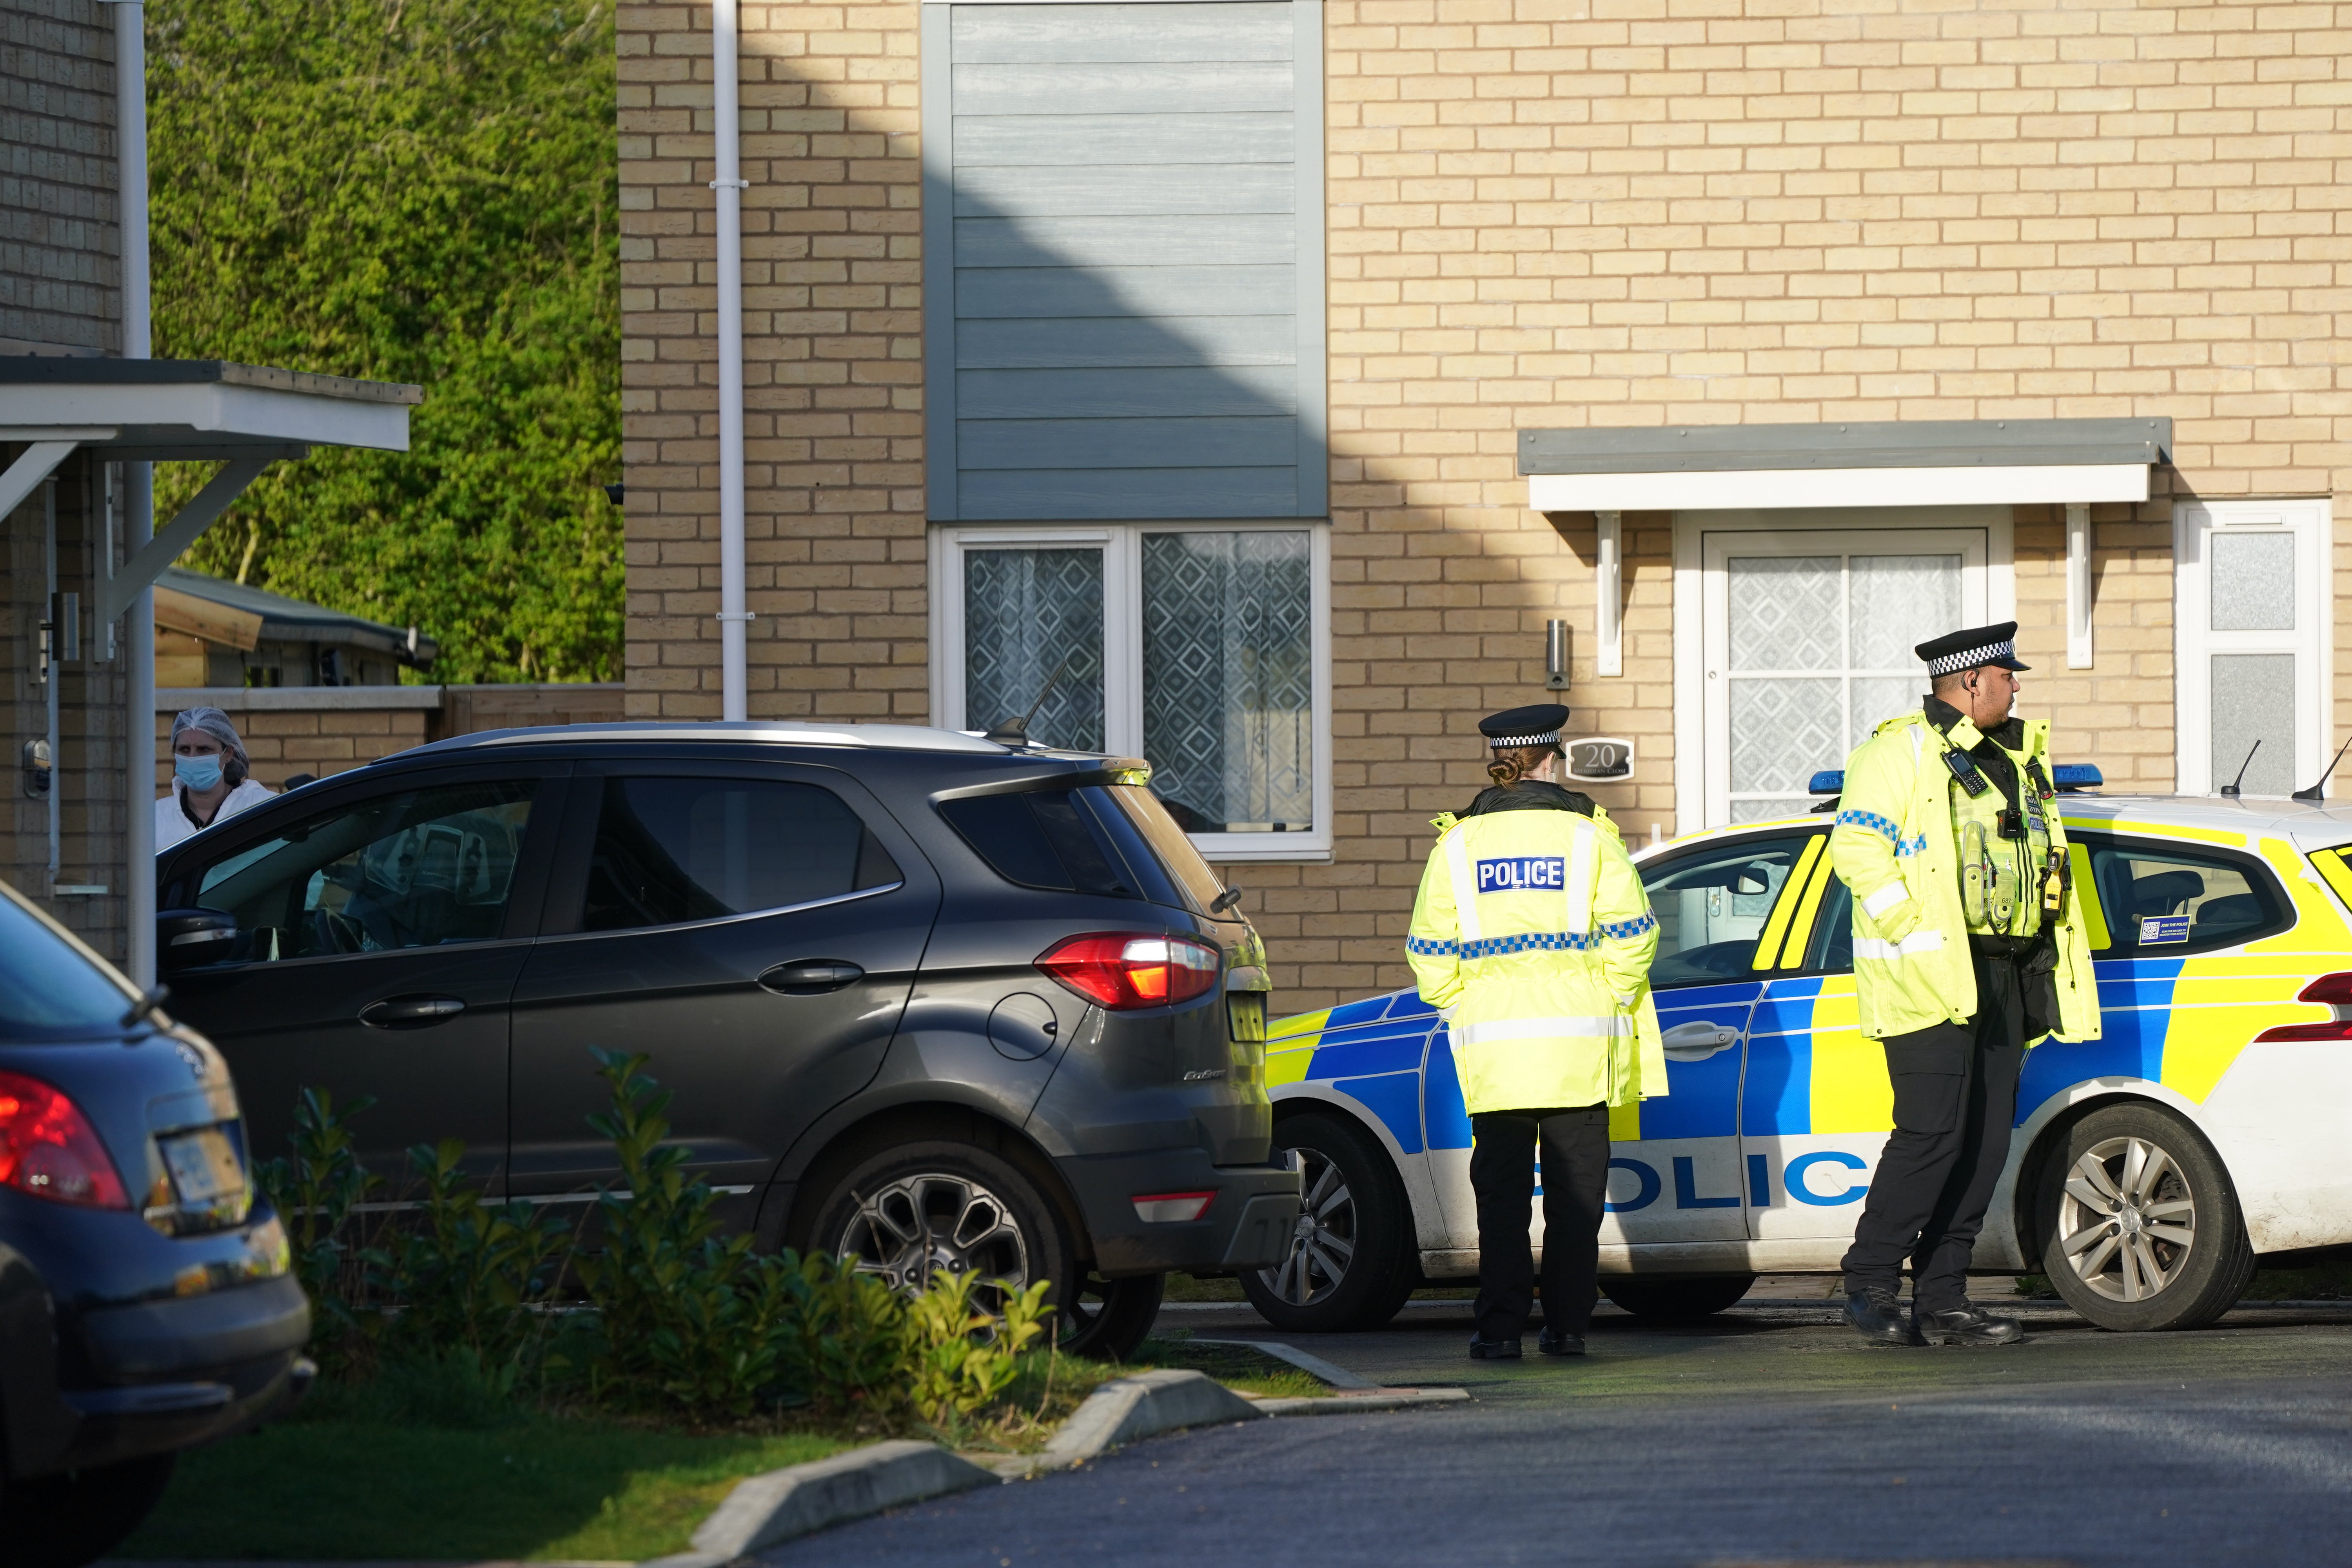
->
[1829,709,2100,1044]
[1406,795,1666,1116]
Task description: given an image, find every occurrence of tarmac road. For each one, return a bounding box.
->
[763,1284,2352,1568]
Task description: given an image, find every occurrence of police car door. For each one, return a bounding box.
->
[1604,832,1817,1251]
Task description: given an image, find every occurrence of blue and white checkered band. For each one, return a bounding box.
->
[1486,731,1562,749]
[1926,639,2014,677]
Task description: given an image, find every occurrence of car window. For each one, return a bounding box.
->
[2076,834,2287,956]
[936,789,1139,899]
[192,780,537,960]
[1095,784,1226,913]
[1804,875,1855,973]
[1639,834,1811,987]
[581,776,901,932]
[0,885,138,1038]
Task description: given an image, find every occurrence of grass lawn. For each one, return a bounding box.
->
[117,1416,847,1562]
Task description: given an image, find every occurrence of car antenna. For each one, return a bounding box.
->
[2219,740,2259,798]
[2292,735,2352,804]
[983,653,1078,748]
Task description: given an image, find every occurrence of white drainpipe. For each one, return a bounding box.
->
[113,0,156,987]
[711,0,750,720]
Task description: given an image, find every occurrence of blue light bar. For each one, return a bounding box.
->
[2052,763,2103,790]
[1808,769,1844,795]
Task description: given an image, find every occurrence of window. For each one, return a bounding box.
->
[581,778,900,933]
[1640,833,1813,987]
[938,789,1138,898]
[935,522,1330,860]
[2073,835,2288,957]
[192,781,537,960]
[2174,500,2332,797]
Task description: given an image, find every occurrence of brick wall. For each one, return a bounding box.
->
[622,0,2352,1011]
[0,0,117,354]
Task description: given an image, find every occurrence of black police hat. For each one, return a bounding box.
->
[1479,704,1570,749]
[1915,621,2029,676]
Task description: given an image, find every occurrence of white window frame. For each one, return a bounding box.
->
[929,520,1334,863]
[2173,498,2333,797]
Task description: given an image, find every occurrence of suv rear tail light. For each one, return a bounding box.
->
[1132,1191,1215,1223]
[2254,973,2352,1042]
[0,1070,129,1209]
[1036,933,1220,1010]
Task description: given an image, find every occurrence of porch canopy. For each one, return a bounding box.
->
[1517,417,2171,513]
[0,358,420,622]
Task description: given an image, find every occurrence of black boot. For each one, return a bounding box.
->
[1915,1304,2025,1346]
[1845,1287,1920,1347]
[1537,1328,1586,1357]
[1468,1333,1522,1360]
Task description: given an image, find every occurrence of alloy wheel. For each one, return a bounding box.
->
[836,1171,1030,1306]
[2056,1134,2196,1302]
[1255,1145,1356,1307]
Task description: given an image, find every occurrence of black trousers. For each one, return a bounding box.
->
[1840,951,2027,1312]
[1470,1103,1610,1341]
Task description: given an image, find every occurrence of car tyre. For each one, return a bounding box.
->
[2033,1101,2255,1332]
[806,1137,1141,1354]
[2,1453,177,1568]
[1240,1111,1417,1333]
[1599,1273,1756,1322]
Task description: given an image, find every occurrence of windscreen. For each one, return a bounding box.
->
[0,889,137,1039]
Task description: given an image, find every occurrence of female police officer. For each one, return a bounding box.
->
[1406,705,1666,1359]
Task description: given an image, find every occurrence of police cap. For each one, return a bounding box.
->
[1915,621,2029,676]
[1479,704,1570,749]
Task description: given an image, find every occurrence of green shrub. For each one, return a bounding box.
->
[380,1138,571,1371]
[904,1267,1050,1428]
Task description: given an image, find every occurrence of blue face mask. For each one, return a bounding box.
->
[175,754,225,793]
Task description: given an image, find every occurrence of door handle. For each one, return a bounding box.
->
[1661,1020,1742,1060]
[759,959,865,996]
[359,995,467,1029]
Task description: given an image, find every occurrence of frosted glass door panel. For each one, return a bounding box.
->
[2210,654,2297,797]
[2210,532,2296,632]
[964,547,1106,751]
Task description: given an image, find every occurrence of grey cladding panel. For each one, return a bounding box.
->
[958,315,1296,370]
[935,2,1323,521]
[953,165,1294,218]
[959,365,1299,420]
[1517,417,2176,475]
[957,416,1300,470]
[953,214,1293,270]
[951,4,1292,63]
[959,265,1296,320]
[952,62,1294,116]
[953,113,1294,167]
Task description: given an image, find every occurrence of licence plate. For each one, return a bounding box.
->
[1227,992,1267,1044]
[160,1127,245,1205]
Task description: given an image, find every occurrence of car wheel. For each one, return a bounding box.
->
[1599,1274,1756,1321]
[1240,1111,1417,1333]
[1,1453,177,1568]
[2034,1102,2255,1332]
[808,1138,1083,1339]
[1054,1270,1163,1361]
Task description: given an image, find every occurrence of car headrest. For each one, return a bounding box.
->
[2130,869,2205,916]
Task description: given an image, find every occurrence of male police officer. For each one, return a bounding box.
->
[1407,705,1666,1360]
[1829,624,2100,1347]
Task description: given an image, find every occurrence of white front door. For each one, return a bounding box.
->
[1699,524,1993,828]
[2174,499,2333,797]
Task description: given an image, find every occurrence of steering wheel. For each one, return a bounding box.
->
[310,907,365,955]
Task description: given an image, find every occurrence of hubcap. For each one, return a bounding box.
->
[836,1172,1029,1308]
[1255,1145,1355,1307]
[2057,1135,2196,1303]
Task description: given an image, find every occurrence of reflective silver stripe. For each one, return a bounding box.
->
[1861,882,1909,919]
[1853,929,1947,961]
[1454,1015,1630,1045]
[1565,816,1597,935]
[1443,829,1482,941]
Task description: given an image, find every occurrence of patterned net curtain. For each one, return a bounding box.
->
[1725,552,1960,822]
[964,548,1105,750]
[1140,532,1312,833]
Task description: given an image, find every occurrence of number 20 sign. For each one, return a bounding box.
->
[1565,737,1634,782]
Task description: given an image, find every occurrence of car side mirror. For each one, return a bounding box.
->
[158,908,238,971]
[1733,868,1771,896]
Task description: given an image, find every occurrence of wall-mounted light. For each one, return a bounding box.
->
[22,739,51,800]
[1545,619,1569,690]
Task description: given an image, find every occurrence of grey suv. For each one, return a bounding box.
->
[152,723,1299,1357]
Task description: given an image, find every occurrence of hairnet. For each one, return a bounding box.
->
[171,706,250,787]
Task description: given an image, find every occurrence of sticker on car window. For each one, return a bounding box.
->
[2139,915,2190,944]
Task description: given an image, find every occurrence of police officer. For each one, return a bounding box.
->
[1407,705,1666,1361]
[1829,624,2100,1347]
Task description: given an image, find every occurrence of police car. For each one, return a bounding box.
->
[1248,774,2352,1335]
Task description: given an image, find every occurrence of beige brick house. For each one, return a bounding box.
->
[618,0,2352,1010]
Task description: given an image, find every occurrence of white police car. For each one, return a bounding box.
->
[1251,775,2352,1334]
